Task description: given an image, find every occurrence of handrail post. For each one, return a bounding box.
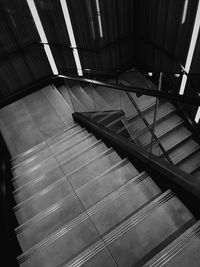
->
[125,90,172,164]
[149,72,163,159]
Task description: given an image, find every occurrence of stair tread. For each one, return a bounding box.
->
[169,139,200,165]
[66,149,122,190]
[13,134,98,189]
[17,171,160,251]
[16,159,137,249]
[178,150,200,174]
[14,141,108,203]
[60,191,193,267]
[11,123,79,165]
[14,175,74,224]
[13,166,66,203]
[12,124,82,173]
[56,134,98,164]
[148,133,193,159]
[144,220,200,267]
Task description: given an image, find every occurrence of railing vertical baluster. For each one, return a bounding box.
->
[149,73,163,159]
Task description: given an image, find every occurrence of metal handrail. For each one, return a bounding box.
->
[59,74,200,106]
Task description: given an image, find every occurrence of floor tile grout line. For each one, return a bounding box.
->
[45,132,120,267]
[41,86,74,127]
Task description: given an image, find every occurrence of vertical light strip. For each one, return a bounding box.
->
[179,0,200,95]
[95,0,103,37]
[26,0,58,75]
[195,106,200,123]
[181,0,189,24]
[60,0,83,76]
[86,0,96,39]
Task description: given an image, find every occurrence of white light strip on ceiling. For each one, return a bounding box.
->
[179,0,200,95]
[95,0,103,37]
[60,0,83,76]
[195,106,200,123]
[26,0,58,75]
[181,0,189,24]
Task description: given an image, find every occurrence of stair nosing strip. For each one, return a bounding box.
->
[55,132,93,158]
[64,241,106,267]
[13,140,103,195]
[76,158,130,194]
[104,190,174,245]
[15,127,86,172]
[18,173,155,263]
[11,124,79,167]
[132,112,181,139]
[15,193,77,234]
[61,190,174,267]
[127,102,156,121]
[173,144,200,165]
[19,190,174,263]
[12,133,93,181]
[15,159,129,234]
[46,123,79,142]
[59,139,104,166]
[12,154,58,181]
[14,175,67,211]
[144,125,190,149]
[50,128,86,149]
[147,222,200,267]
[66,147,115,178]
[87,172,148,217]
[128,105,176,127]
[11,141,47,162]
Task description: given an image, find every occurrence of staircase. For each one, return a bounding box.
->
[1,81,200,266]
[11,118,200,267]
[62,72,200,179]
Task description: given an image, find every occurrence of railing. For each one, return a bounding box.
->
[58,71,184,163]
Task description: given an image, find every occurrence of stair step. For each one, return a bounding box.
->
[12,126,82,174]
[17,171,160,251]
[46,124,82,147]
[169,139,200,165]
[14,174,73,224]
[144,221,200,267]
[146,127,192,157]
[66,149,122,190]
[42,84,74,126]
[17,177,163,266]
[63,191,194,267]
[102,191,194,267]
[76,159,139,209]
[11,141,48,166]
[50,128,90,155]
[16,159,137,250]
[13,134,97,189]
[13,155,60,189]
[11,123,79,165]
[136,114,183,147]
[127,96,156,121]
[178,150,200,174]
[56,134,98,164]
[60,140,108,175]
[14,140,108,203]
[13,166,66,203]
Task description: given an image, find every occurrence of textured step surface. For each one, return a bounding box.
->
[64,191,194,267]
[145,221,200,267]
